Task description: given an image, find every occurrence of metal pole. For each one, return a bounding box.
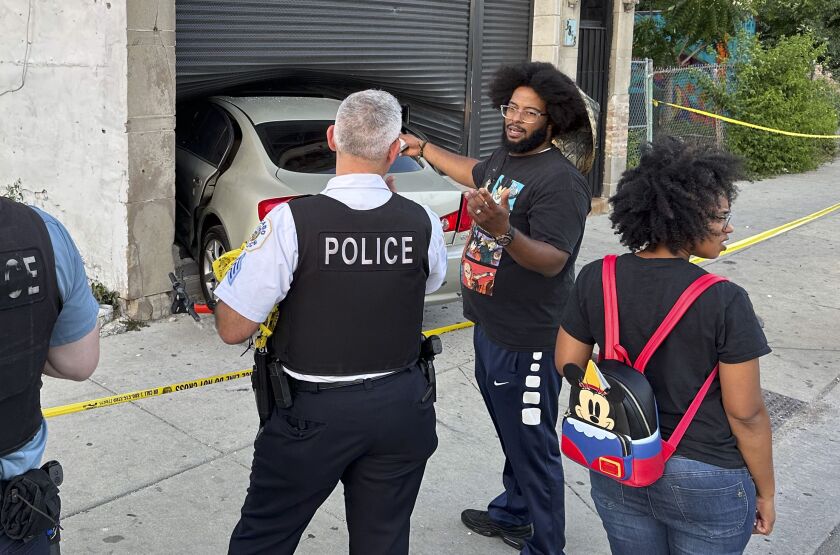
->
[462,0,484,158]
[645,58,653,144]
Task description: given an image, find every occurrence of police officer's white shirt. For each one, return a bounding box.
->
[214,173,447,382]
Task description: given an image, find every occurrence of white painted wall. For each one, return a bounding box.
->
[0,0,129,292]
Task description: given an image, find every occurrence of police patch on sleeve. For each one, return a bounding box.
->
[245,219,272,252]
[226,253,245,285]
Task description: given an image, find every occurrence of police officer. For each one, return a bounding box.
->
[0,197,101,553]
[214,89,447,555]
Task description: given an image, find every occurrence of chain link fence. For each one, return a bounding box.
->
[627,61,732,169]
[653,64,731,147]
[627,60,649,169]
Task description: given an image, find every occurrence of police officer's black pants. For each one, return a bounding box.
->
[228,365,437,555]
[0,531,49,554]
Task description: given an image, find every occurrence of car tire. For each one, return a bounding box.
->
[199,225,231,304]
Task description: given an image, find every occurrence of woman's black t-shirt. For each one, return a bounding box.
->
[561,253,771,469]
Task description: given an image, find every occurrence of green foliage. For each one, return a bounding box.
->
[634,0,754,66]
[3,179,23,201]
[626,128,646,169]
[122,318,148,332]
[754,0,840,74]
[90,280,121,315]
[814,78,840,159]
[712,34,839,177]
[633,17,678,67]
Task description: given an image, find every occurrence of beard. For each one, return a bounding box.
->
[501,121,550,154]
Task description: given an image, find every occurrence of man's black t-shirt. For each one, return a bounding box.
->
[561,254,771,469]
[462,147,590,351]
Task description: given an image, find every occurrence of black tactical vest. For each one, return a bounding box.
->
[273,193,431,376]
[0,199,60,456]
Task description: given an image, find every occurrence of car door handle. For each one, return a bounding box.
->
[192,176,201,184]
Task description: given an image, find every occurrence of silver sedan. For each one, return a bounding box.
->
[174,96,472,303]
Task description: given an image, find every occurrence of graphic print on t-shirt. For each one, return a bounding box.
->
[461,174,525,296]
[490,175,524,207]
[461,257,496,295]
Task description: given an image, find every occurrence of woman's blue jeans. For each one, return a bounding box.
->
[590,456,756,554]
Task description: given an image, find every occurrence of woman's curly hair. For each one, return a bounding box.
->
[609,137,744,254]
[489,62,589,138]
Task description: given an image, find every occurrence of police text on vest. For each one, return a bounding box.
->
[319,232,420,271]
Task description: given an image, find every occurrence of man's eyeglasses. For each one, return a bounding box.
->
[712,212,733,228]
[500,105,547,124]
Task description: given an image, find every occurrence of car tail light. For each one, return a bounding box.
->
[440,210,459,232]
[258,196,298,220]
[456,194,473,232]
[440,194,473,233]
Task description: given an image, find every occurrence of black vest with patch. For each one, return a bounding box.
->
[273,193,431,376]
[0,199,60,456]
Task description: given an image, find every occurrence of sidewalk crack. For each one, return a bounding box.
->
[62,451,232,518]
[457,366,481,394]
[565,481,597,515]
[87,377,226,456]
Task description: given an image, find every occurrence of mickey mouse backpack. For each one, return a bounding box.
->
[560,254,727,487]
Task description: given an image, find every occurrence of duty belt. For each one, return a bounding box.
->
[288,367,410,393]
[251,335,442,426]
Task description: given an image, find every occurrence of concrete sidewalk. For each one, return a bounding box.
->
[40,160,840,554]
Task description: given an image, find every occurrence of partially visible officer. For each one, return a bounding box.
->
[0,197,101,553]
[214,89,447,555]
[401,62,593,555]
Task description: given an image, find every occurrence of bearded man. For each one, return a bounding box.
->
[401,62,592,555]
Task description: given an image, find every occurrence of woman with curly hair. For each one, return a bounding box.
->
[555,137,775,554]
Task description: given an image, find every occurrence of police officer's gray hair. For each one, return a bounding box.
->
[334,90,402,161]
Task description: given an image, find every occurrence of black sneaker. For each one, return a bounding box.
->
[461,509,533,551]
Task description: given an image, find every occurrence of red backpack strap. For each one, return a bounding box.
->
[634,273,728,372]
[662,364,719,459]
[639,272,728,460]
[601,255,621,362]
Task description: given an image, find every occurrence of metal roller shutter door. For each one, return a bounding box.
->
[475,0,533,158]
[176,0,472,152]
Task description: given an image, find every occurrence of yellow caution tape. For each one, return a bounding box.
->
[691,201,840,263]
[424,321,475,336]
[211,244,279,350]
[254,308,279,350]
[212,245,245,282]
[43,322,475,419]
[653,100,840,139]
[42,369,254,418]
[45,200,838,419]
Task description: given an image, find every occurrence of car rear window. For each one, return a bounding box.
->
[255,120,421,174]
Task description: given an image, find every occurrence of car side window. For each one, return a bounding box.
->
[176,104,203,152]
[199,108,233,167]
[176,103,233,168]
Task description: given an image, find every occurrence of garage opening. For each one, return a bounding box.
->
[172,0,534,304]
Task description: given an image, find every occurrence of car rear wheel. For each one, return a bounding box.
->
[199,225,230,304]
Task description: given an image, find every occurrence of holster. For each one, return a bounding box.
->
[419,335,442,403]
[267,360,293,411]
[252,348,293,428]
[252,349,274,425]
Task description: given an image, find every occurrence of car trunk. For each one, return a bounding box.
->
[272,164,465,245]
